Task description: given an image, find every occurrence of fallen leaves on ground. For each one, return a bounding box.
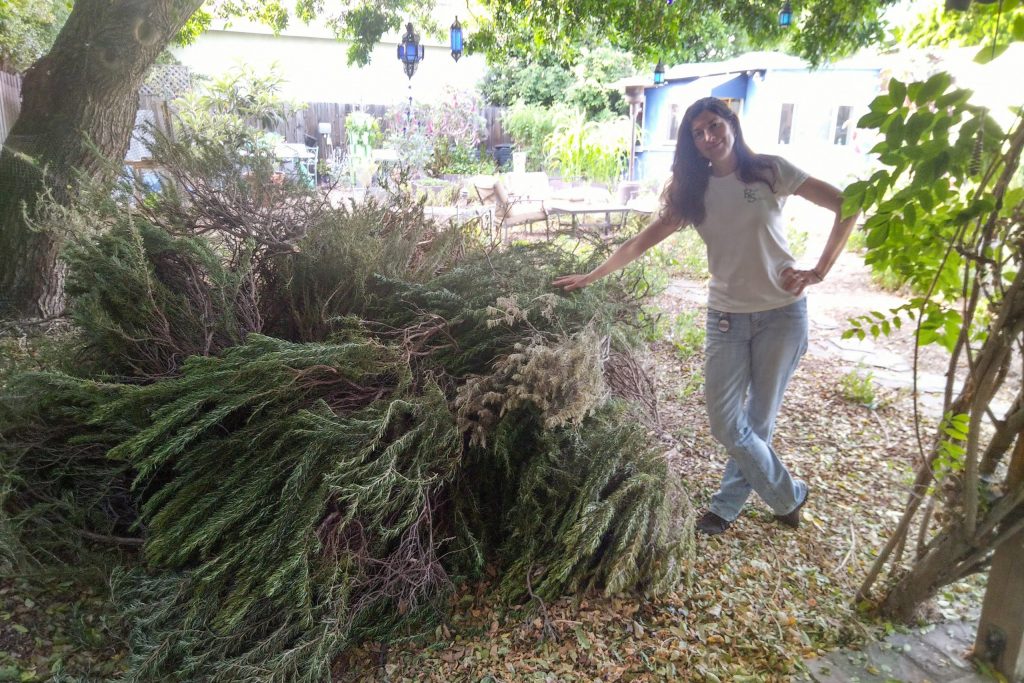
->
[0,575,126,681]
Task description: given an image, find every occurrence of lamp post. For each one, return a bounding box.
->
[450,17,464,62]
[624,85,645,183]
[779,1,793,27]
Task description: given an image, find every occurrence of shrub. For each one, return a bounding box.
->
[563,47,635,121]
[546,109,628,185]
[839,366,877,408]
[502,104,557,173]
[669,310,707,362]
[479,55,572,107]
[384,88,487,178]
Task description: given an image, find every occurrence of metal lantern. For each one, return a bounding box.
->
[450,17,464,62]
[397,22,425,79]
[778,1,793,27]
[654,60,665,86]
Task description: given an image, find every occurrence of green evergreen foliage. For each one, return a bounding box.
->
[106,335,457,680]
[1,84,693,679]
[486,403,693,600]
[64,220,259,378]
[260,187,472,342]
[0,371,137,568]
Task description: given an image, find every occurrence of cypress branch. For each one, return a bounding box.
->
[2,112,695,679]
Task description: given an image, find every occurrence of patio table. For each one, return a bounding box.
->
[546,200,636,237]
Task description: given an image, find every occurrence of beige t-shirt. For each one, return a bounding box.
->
[693,156,808,313]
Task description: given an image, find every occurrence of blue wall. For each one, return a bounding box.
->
[635,65,882,186]
[637,74,749,181]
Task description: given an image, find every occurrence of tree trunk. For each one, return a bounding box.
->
[0,0,202,319]
[975,434,1024,679]
[879,525,976,622]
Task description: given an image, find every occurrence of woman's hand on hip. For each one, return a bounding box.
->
[781,267,823,296]
[553,273,592,291]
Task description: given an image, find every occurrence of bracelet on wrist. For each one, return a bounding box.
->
[811,268,824,282]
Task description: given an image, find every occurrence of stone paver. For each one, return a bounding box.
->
[800,620,995,683]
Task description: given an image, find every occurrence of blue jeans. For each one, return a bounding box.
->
[704,299,808,521]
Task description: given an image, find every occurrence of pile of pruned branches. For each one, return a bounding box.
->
[0,112,693,681]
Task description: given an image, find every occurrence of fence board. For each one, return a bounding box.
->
[0,72,23,145]
[484,106,510,149]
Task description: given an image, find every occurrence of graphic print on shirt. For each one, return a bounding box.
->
[743,187,760,203]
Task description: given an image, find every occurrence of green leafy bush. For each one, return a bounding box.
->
[546,109,629,185]
[479,53,573,107]
[669,310,707,362]
[563,47,635,121]
[846,68,1024,620]
[842,73,1009,352]
[838,367,877,408]
[503,103,557,173]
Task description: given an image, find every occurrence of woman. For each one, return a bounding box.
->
[553,97,859,536]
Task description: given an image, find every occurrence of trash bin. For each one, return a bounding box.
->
[492,144,514,170]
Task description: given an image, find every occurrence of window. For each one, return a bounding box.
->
[667,103,682,141]
[834,105,853,145]
[778,103,794,144]
[720,98,742,115]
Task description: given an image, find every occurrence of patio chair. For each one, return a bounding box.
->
[471,175,549,240]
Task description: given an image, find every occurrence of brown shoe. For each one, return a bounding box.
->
[696,510,731,536]
[774,489,809,529]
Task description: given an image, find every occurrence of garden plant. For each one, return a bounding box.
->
[842,72,1024,622]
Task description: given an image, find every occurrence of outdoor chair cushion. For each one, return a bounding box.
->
[472,175,547,229]
[492,179,547,227]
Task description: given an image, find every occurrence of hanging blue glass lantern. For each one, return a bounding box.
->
[779,1,793,27]
[654,59,665,86]
[451,17,464,62]
[397,22,425,79]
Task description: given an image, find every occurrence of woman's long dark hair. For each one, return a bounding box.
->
[662,97,777,226]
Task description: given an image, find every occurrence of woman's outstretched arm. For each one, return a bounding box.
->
[552,212,683,291]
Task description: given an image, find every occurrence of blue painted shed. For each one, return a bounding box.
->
[631,51,884,187]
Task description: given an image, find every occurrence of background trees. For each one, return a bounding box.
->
[0,0,70,73]
[473,0,899,67]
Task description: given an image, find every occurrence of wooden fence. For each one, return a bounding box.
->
[1,75,510,157]
[264,101,510,152]
[0,72,22,144]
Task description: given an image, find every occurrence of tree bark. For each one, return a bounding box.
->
[0,0,202,318]
[879,525,975,622]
